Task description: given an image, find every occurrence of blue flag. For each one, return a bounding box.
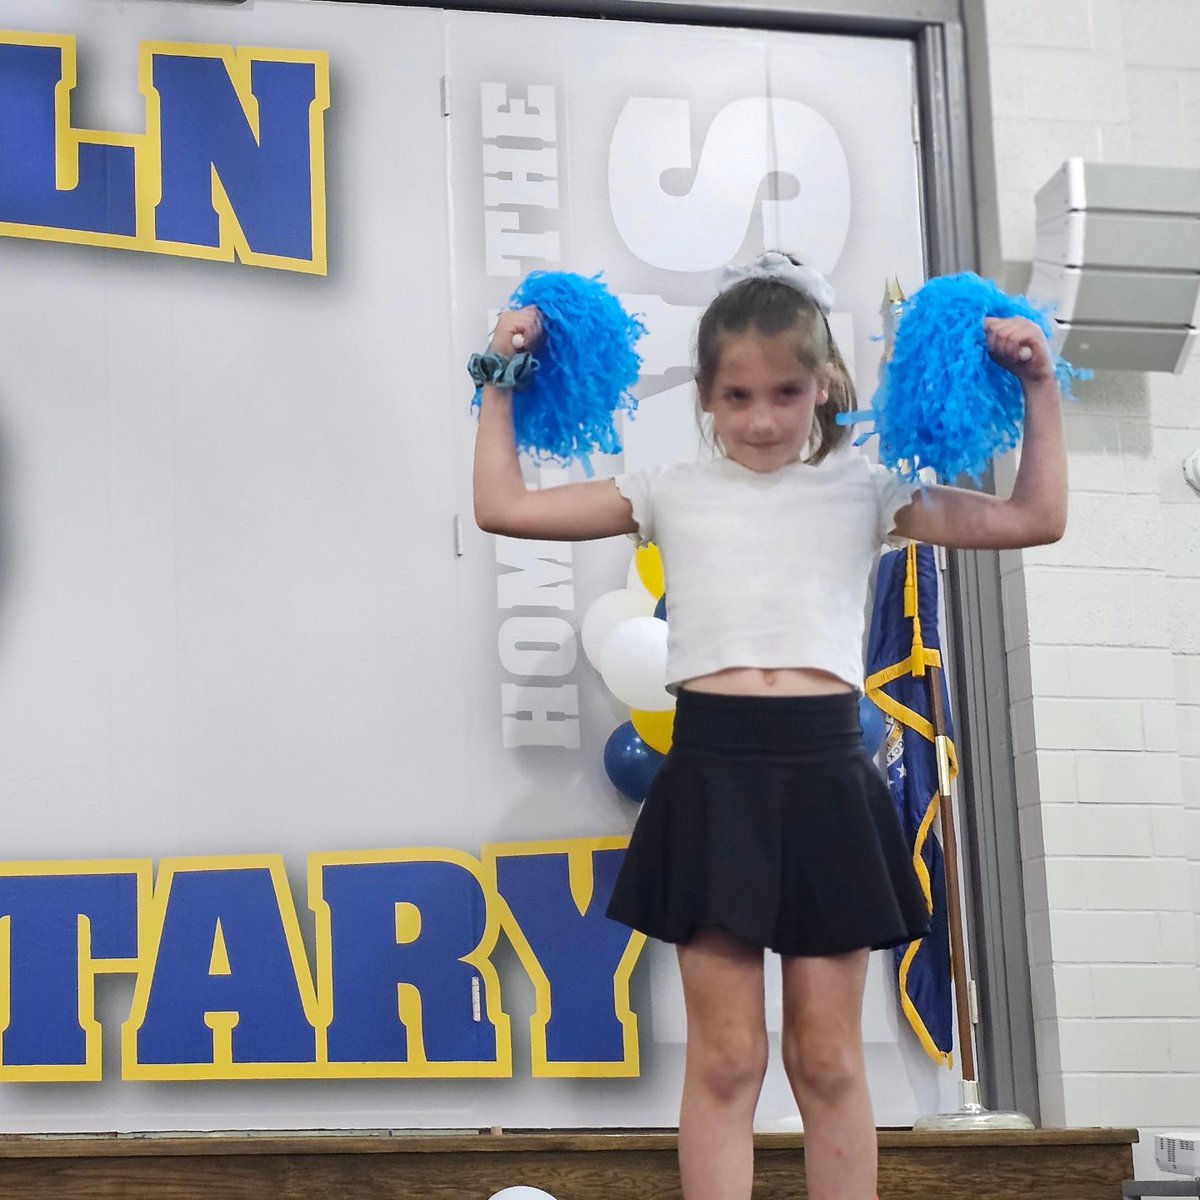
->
[864,543,957,1067]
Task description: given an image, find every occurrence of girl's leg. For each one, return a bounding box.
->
[779,949,875,1200]
[676,929,769,1200]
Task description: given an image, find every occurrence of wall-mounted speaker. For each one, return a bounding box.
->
[1030,158,1199,374]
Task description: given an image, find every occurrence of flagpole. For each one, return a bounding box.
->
[927,662,975,1084]
[913,657,1033,1131]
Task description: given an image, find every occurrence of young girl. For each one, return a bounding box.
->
[472,254,1066,1200]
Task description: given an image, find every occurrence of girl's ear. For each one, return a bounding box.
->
[815,365,832,406]
[698,385,713,413]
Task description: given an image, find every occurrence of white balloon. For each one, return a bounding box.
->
[580,588,655,668]
[488,1189,558,1200]
[598,616,672,711]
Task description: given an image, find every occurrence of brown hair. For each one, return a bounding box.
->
[695,266,855,464]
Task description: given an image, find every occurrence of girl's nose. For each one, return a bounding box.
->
[749,404,774,432]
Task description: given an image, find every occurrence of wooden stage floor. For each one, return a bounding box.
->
[0,1126,1137,1199]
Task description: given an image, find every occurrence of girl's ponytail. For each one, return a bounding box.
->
[809,313,856,465]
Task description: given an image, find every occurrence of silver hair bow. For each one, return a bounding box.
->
[716,252,835,314]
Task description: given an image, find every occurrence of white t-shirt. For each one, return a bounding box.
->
[614,444,918,693]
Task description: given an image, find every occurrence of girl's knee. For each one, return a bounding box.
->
[689,1026,769,1101]
[781,1028,862,1102]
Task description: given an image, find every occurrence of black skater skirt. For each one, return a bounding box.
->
[606,688,931,957]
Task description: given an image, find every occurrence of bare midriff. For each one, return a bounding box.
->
[680,666,854,697]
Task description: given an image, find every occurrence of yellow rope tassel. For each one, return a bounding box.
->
[905,542,926,677]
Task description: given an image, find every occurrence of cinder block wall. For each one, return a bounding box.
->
[964,0,1200,1169]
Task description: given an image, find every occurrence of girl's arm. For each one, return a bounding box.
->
[472,306,639,541]
[892,315,1068,550]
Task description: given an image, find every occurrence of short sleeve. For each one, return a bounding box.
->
[613,468,662,545]
[868,460,920,548]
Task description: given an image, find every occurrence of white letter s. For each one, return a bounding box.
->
[608,96,850,274]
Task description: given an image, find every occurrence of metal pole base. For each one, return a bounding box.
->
[912,1080,1035,1132]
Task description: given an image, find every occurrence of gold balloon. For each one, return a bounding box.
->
[635,543,665,599]
[631,707,675,754]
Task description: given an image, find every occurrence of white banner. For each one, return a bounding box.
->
[0,0,952,1132]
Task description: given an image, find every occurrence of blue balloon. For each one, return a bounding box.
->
[603,722,665,803]
[653,594,667,621]
[859,695,887,757]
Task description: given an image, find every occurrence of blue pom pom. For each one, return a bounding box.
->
[472,271,645,474]
[843,272,1088,483]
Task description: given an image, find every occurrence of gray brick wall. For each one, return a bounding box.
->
[969,0,1200,1162]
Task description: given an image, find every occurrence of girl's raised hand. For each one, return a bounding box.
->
[984,315,1054,383]
[490,306,543,357]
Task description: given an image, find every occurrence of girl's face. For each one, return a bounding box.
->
[700,329,829,473]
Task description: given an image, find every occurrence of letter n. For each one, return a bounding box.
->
[147,45,329,271]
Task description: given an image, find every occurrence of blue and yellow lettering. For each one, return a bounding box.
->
[148,45,327,267]
[486,838,644,1077]
[125,858,320,1079]
[0,839,645,1083]
[0,861,148,1081]
[0,38,137,237]
[0,32,328,272]
[311,850,511,1077]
